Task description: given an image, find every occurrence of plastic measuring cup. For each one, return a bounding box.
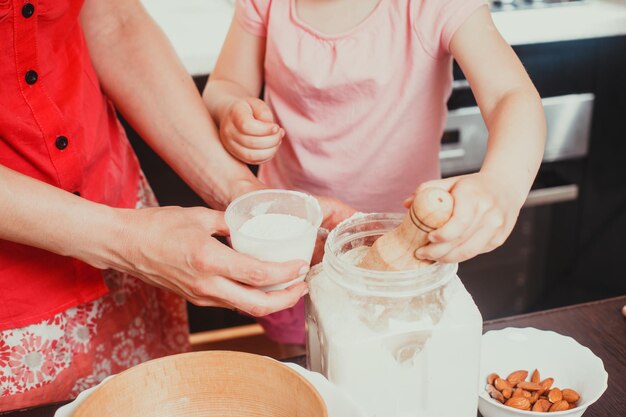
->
[225,189,323,291]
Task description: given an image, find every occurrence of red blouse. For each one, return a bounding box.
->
[0,0,141,331]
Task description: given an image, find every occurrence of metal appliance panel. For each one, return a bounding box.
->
[440,93,594,177]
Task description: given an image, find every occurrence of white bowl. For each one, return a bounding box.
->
[478,327,608,417]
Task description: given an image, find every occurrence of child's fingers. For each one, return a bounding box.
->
[414,238,458,262]
[232,101,280,136]
[402,194,415,209]
[316,196,358,230]
[415,214,482,261]
[429,188,478,243]
[232,129,284,150]
[235,115,279,137]
[435,223,496,263]
[417,206,507,263]
[246,98,276,123]
[226,140,280,165]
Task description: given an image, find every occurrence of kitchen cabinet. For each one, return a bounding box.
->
[557,36,626,304]
[528,37,626,307]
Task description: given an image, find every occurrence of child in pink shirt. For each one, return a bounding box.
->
[203,0,545,346]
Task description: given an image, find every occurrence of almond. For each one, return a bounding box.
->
[532,398,552,412]
[529,391,539,404]
[488,370,581,413]
[531,369,541,383]
[495,377,512,391]
[507,370,528,386]
[539,377,554,395]
[487,373,500,385]
[549,400,570,412]
[486,384,505,403]
[518,381,542,391]
[548,388,563,403]
[562,388,580,403]
[512,388,523,398]
[505,397,531,410]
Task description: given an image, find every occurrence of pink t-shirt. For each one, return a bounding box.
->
[236,0,486,213]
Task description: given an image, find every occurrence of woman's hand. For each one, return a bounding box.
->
[406,173,526,263]
[219,97,284,165]
[104,206,308,317]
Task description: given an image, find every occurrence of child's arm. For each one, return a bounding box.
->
[415,6,546,263]
[203,18,284,165]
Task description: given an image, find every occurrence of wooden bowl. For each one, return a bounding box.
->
[74,351,328,417]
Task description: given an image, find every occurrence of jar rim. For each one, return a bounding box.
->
[322,212,457,297]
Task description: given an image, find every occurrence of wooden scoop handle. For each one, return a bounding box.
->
[409,187,454,234]
[358,188,454,271]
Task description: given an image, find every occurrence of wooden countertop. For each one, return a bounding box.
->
[2,296,624,417]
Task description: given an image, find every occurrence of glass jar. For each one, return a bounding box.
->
[306,213,482,417]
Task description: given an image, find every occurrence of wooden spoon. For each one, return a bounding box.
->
[358,187,454,271]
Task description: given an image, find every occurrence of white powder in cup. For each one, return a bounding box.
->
[234,213,318,291]
[239,213,312,240]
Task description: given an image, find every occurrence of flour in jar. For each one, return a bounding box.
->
[239,213,312,240]
[307,245,483,417]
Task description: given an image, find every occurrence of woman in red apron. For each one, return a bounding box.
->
[0,0,313,410]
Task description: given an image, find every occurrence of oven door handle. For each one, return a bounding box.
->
[523,184,578,208]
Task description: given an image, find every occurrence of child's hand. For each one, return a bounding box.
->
[219,97,285,164]
[311,196,358,265]
[406,173,526,263]
[316,196,358,231]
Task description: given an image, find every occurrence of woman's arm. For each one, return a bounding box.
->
[415,6,546,263]
[0,0,314,316]
[202,17,284,165]
[80,0,260,209]
[0,164,308,316]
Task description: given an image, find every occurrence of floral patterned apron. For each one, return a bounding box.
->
[0,175,190,411]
